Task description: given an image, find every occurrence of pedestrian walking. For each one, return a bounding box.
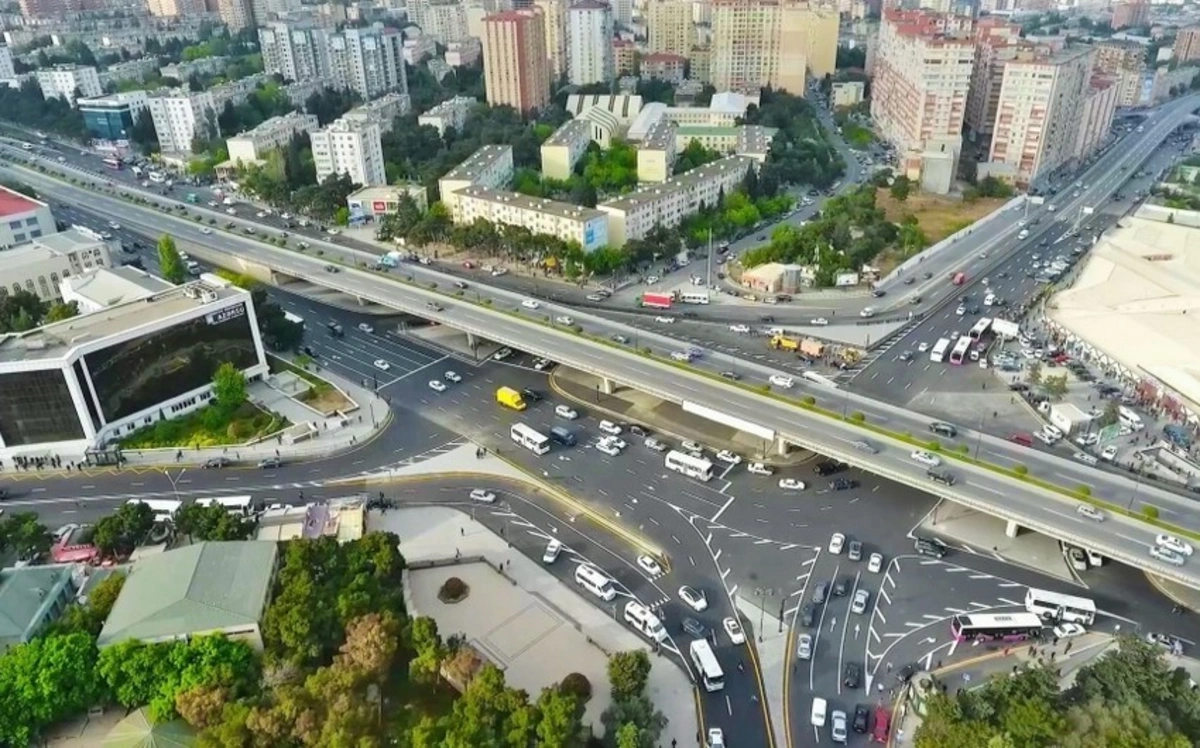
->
[738,661,745,672]
[460,527,465,536]
[886,662,893,673]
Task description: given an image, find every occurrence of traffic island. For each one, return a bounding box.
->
[550,367,815,466]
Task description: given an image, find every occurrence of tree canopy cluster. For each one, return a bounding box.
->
[915,637,1200,748]
[0,289,79,334]
[745,89,846,191]
[0,80,88,141]
[0,510,54,562]
[740,184,899,286]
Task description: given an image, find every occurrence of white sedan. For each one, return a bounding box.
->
[598,420,622,436]
[955,305,966,316]
[444,371,462,383]
[769,374,795,388]
[555,404,578,420]
[1156,534,1194,557]
[596,440,621,456]
[636,554,663,575]
[1053,622,1086,639]
[716,450,742,465]
[778,478,806,490]
[828,532,846,555]
[1076,504,1105,522]
[917,342,930,353]
[555,315,574,325]
[729,324,751,334]
[521,299,541,310]
[200,227,212,234]
[373,359,391,371]
[428,380,447,392]
[358,323,375,334]
[867,553,884,573]
[679,585,708,611]
[810,317,829,326]
[469,489,496,503]
[910,450,941,467]
[747,462,774,476]
[1100,445,1119,461]
[723,617,746,645]
[655,316,675,324]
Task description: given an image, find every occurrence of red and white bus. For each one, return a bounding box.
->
[102,157,122,170]
[641,292,674,309]
[950,612,1044,642]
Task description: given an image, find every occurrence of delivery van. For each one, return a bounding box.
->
[496,386,527,411]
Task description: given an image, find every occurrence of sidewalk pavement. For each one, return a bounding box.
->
[888,633,1114,747]
[375,505,698,746]
[736,597,786,748]
[1,354,392,474]
[549,368,815,466]
[1147,572,1200,614]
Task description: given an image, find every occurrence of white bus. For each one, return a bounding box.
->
[930,338,952,363]
[679,291,710,304]
[665,450,715,481]
[283,311,305,327]
[574,564,617,601]
[510,423,551,455]
[126,499,182,523]
[801,370,839,388]
[949,337,973,365]
[968,318,992,342]
[688,639,725,692]
[193,495,254,516]
[1024,587,1096,625]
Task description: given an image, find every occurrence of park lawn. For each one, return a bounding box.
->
[843,123,874,149]
[875,188,1009,244]
[119,401,288,449]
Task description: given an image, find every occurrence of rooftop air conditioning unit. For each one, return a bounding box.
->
[200,289,218,303]
[183,285,200,299]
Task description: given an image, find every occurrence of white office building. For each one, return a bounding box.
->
[418,96,476,135]
[310,117,387,187]
[0,279,268,461]
[146,89,217,155]
[258,21,333,85]
[0,229,113,303]
[59,266,174,315]
[226,111,320,166]
[567,1,615,85]
[328,25,409,102]
[0,185,56,249]
[35,64,102,105]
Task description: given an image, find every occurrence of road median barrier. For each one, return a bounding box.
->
[18,161,1200,549]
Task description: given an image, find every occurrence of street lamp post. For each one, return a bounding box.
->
[755,587,774,642]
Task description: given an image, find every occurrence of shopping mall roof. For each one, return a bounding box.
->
[0,277,246,365]
[1048,208,1200,410]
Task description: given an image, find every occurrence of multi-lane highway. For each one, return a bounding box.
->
[8,159,1199,595]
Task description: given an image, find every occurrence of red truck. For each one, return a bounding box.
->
[641,292,675,309]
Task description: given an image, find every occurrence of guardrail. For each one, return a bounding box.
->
[12,157,1200,587]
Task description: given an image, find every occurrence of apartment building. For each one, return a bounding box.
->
[988,46,1092,187]
[568,1,615,85]
[689,44,712,84]
[1093,40,1145,107]
[438,145,516,218]
[79,91,149,143]
[446,39,483,67]
[1174,26,1200,64]
[226,112,319,167]
[709,0,837,94]
[403,33,438,65]
[97,58,160,88]
[964,17,1022,142]
[0,229,112,303]
[0,185,55,249]
[310,117,386,187]
[418,96,477,135]
[831,81,865,108]
[259,21,333,85]
[17,0,83,19]
[35,64,102,105]
[160,57,229,82]
[328,26,410,102]
[1111,0,1148,31]
[646,0,694,58]
[598,155,754,246]
[612,38,636,77]
[0,45,13,81]
[673,124,778,162]
[482,10,550,114]
[454,186,609,251]
[637,119,678,183]
[642,52,687,84]
[870,9,974,194]
[342,93,412,135]
[533,0,569,82]
[540,119,592,180]
[612,0,632,27]
[217,0,254,31]
[146,0,205,16]
[146,89,217,155]
[1075,74,1118,161]
[408,0,471,43]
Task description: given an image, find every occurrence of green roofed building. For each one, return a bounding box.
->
[0,564,80,652]
[97,541,278,650]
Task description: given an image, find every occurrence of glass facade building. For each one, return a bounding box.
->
[81,105,137,142]
[84,303,258,422]
[0,370,86,447]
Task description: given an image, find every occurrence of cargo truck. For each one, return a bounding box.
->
[769,335,801,351]
[496,386,527,411]
[1049,403,1092,436]
[641,292,674,309]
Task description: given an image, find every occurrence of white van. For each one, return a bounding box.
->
[623,600,667,642]
[1118,405,1144,431]
[811,697,828,727]
[575,564,617,601]
[984,293,996,307]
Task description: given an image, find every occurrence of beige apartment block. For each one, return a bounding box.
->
[1174,26,1200,64]
[483,10,551,114]
[534,0,569,81]
[225,112,319,167]
[599,156,754,246]
[454,186,610,251]
[646,0,696,58]
[988,47,1092,187]
[637,119,678,183]
[438,145,516,218]
[1074,74,1119,161]
[831,81,865,108]
[964,17,1022,141]
[541,120,593,180]
[709,0,836,94]
[870,9,974,192]
[1093,39,1145,106]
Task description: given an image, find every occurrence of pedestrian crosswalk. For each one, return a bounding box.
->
[837,318,923,383]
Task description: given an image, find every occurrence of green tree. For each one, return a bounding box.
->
[0,511,53,561]
[0,632,104,747]
[607,650,652,702]
[1042,374,1069,400]
[408,615,446,685]
[600,695,667,748]
[47,572,126,637]
[44,300,79,323]
[890,175,912,201]
[1027,362,1043,388]
[157,234,187,284]
[92,501,155,558]
[535,686,582,748]
[0,289,48,333]
[615,722,642,748]
[1100,399,1121,427]
[174,503,256,541]
[211,362,247,412]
